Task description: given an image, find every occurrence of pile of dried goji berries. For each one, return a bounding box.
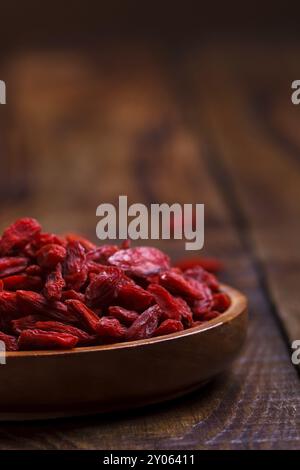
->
[0,218,230,351]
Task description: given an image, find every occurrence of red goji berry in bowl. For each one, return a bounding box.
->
[0,218,247,419]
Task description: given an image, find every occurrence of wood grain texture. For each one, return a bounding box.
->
[0,40,299,449]
[178,41,300,347]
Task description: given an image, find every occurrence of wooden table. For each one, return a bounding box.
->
[0,38,300,449]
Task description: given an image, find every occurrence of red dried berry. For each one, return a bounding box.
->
[86,261,115,275]
[0,292,20,326]
[192,303,212,320]
[154,319,183,337]
[0,218,41,256]
[61,290,85,302]
[147,284,182,321]
[116,282,153,312]
[23,242,37,258]
[44,264,66,301]
[25,265,42,276]
[63,241,87,290]
[97,316,127,340]
[108,247,170,277]
[33,321,94,345]
[108,306,139,326]
[200,311,220,321]
[65,233,97,252]
[0,257,29,278]
[87,245,119,263]
[160,270,205,300]
[0,331,18,351]
[16,290,78,323]
[35,232,66,248]
[212,293,231,312]
[65,299,100,333]
[121,240,131,249]
[192,285,213,320]
[85,267,122,308]
[37,244,66,270]
[126,305,161,341]
[184,266,219,292]
[11,314,42,334]
[174,297,193,327]
[2,274,42,292]
[18,329,78,350]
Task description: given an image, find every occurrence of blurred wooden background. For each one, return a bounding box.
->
[0,3,300,449]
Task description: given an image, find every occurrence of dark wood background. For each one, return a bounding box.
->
[0,4,300,449]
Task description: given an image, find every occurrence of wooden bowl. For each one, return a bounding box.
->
[0,285,247,420]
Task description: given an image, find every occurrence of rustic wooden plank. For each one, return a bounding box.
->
[0,43,299,449]
[180,41,300,347]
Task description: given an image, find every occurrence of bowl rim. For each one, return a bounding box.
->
[6,284,247,358]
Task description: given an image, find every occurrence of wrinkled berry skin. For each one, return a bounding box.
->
[0,218,41,256]
[126,305,161,341]
[18,329,78,350]
[85,267,122,308]
[108,247,170,277]
[37,244,66,270]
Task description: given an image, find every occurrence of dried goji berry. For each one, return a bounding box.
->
[16,290,78,323]
[37,244,66,270]
[61,290,85,302]
[0,331,18,351]
[147,284,183,321]
[11,314,42,334]
[126,305,161,341]
[32,321,94,345]
[65,233,96,252]
[184,266,219,292]
[108,306,139,326]
[86,260,114,275]
[116,282,153,312]
[160,270,205,300]
[25,264,42,276]
[63,241,87,290]
[85,267,122,308]
[35,232,66,248]
[0,218,41,256]
[44,264,66,301]
[23,242,37,258]
[191,285,213,320]
[212,292,231,312]
[192,302,212,320]
[65,299,100,333]
[154,319,183,337]
[86,245,119,263]
[18,329,78,350]
[174,297,193,327]
[3,274,42,292]
[0,257,29,278]
[199,311,220,321]
[121,240,131,249]
[97,316,127,340]
[0,292,20,326]
[108,247,170,277]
